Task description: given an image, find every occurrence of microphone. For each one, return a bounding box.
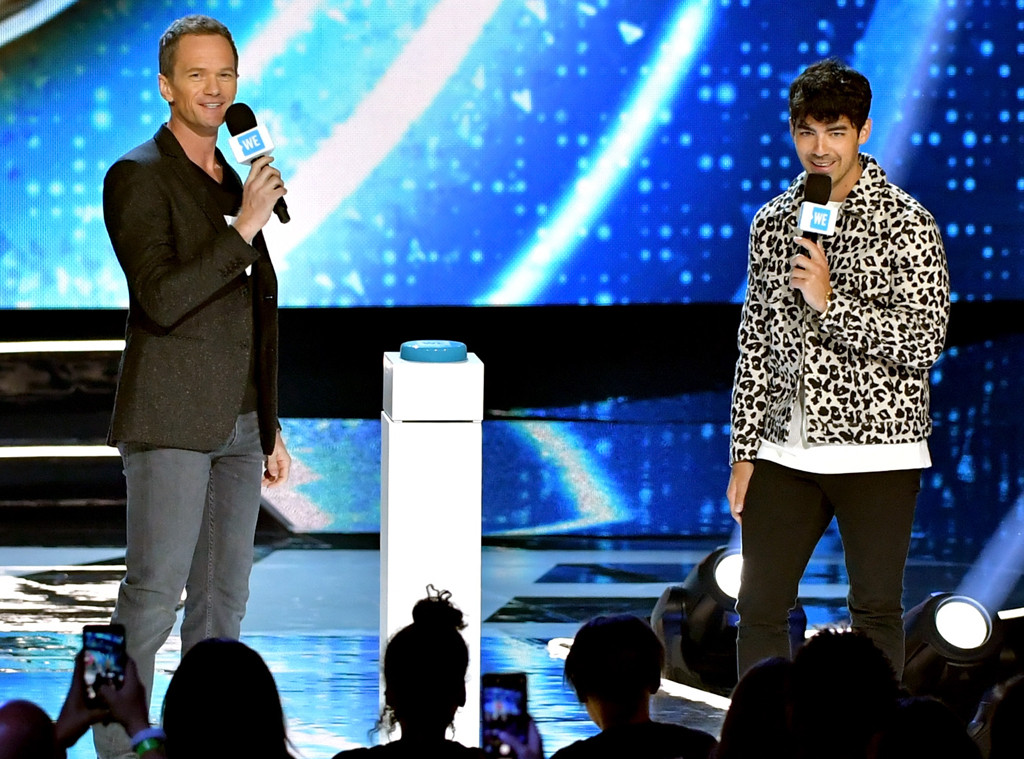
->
[796,173,833,245]
[224,102,290,224]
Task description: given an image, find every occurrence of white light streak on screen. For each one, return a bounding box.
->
[237,0,327,84]
[495,422,628,536]
[260,0,505,266]
[852,0,945,184]
[479,0,713,305]
[0,0,77,46]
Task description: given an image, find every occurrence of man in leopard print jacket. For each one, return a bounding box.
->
[726,59,950,681]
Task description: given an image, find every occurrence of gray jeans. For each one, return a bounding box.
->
[94,411,264,758]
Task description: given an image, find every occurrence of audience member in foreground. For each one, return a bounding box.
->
[40,637,290,759]
[6,650,167,759]
[161,638,296,759]
[51,637,295,759]
[0,699,57,759]
[552,614,717,759]
[971,673,1024,759]
[789,629,900,759]
[869,695,981,759]
[713,656,793,759]
[333,587,510,758]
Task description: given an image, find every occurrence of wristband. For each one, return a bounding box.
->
[134,737,163,756]
[130,727,166,749]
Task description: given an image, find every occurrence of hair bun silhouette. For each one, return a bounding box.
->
[411,584,466,631]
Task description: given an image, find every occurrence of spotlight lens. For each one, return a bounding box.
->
[714,552,743,600]
[935,597,990,650]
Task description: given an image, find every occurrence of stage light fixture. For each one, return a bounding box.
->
[934,596,992,651]
[651,546,743,695]
[906,593,998,665]
[903,592,1007,721]
[712,550,743,601]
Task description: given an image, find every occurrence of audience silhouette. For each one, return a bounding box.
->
[789,629,901,759]
[332,586,487,758]
[973,673,1024,759]
[713,656,793,759]
[0,700,56,759]
[10,638,289,759]
[7,614,1024,759]
[869,695,981,759]
[552,613,717,759]
[161,638,296,759]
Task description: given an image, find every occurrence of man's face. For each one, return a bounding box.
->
[790,114,872,202]
[158,34,237,139]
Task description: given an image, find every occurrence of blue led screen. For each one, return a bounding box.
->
[0,0,1020,308]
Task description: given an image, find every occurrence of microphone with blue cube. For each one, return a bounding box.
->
[797,173,835,245]
[225,102,290,224]
[225,104,275,164]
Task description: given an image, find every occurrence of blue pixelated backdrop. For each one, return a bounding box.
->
[0,0,1021,308]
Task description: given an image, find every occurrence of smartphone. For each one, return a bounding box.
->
[82,624,127,708]
[481,672,528,756]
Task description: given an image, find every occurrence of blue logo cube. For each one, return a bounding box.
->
[808,207,832,233]
[798,201,836,236]
[237,128,266,158]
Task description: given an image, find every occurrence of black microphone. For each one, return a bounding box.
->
[224,102,290,224]
[797,173,832,245]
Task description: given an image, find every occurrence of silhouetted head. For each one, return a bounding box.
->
[0,700,56,759]
[791,630,900,759]
[716,657,794,759]
[873,696,981,759]
[382,588,469,735]
[162,638,292,759]
[564,614,663,707]
[989,673,1024,759]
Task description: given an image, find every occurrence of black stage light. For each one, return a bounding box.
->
[651,546,744,695]
[903,592,1007,721]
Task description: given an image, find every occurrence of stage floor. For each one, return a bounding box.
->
[2,533,1016,758]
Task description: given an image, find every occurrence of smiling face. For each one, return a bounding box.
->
[158,33,237,141]
[790,114,872,202]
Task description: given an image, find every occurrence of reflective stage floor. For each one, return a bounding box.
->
[3,533,1020,758]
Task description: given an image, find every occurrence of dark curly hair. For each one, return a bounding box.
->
[789,58,872,132]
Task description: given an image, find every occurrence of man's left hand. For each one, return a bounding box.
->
[263,429,291,487]
[790,236,831,312]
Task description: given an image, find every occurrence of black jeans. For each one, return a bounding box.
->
[735,460,921,679]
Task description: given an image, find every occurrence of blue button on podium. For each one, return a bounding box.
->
[398,339,468,363]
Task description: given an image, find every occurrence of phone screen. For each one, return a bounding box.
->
[83,624,127,706]
[481,672,528,756]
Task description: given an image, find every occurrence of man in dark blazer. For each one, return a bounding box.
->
[94,15,290,759]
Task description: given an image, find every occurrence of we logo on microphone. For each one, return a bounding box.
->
[797,201,837,236]
[228,124,275,164]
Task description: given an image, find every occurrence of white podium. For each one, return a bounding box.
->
[380,343,483,744]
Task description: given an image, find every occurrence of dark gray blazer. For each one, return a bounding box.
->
[104,125,280,455]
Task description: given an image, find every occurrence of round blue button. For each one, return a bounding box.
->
[399,340,468,362]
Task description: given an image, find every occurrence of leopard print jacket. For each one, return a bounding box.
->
[729,154,950,464]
